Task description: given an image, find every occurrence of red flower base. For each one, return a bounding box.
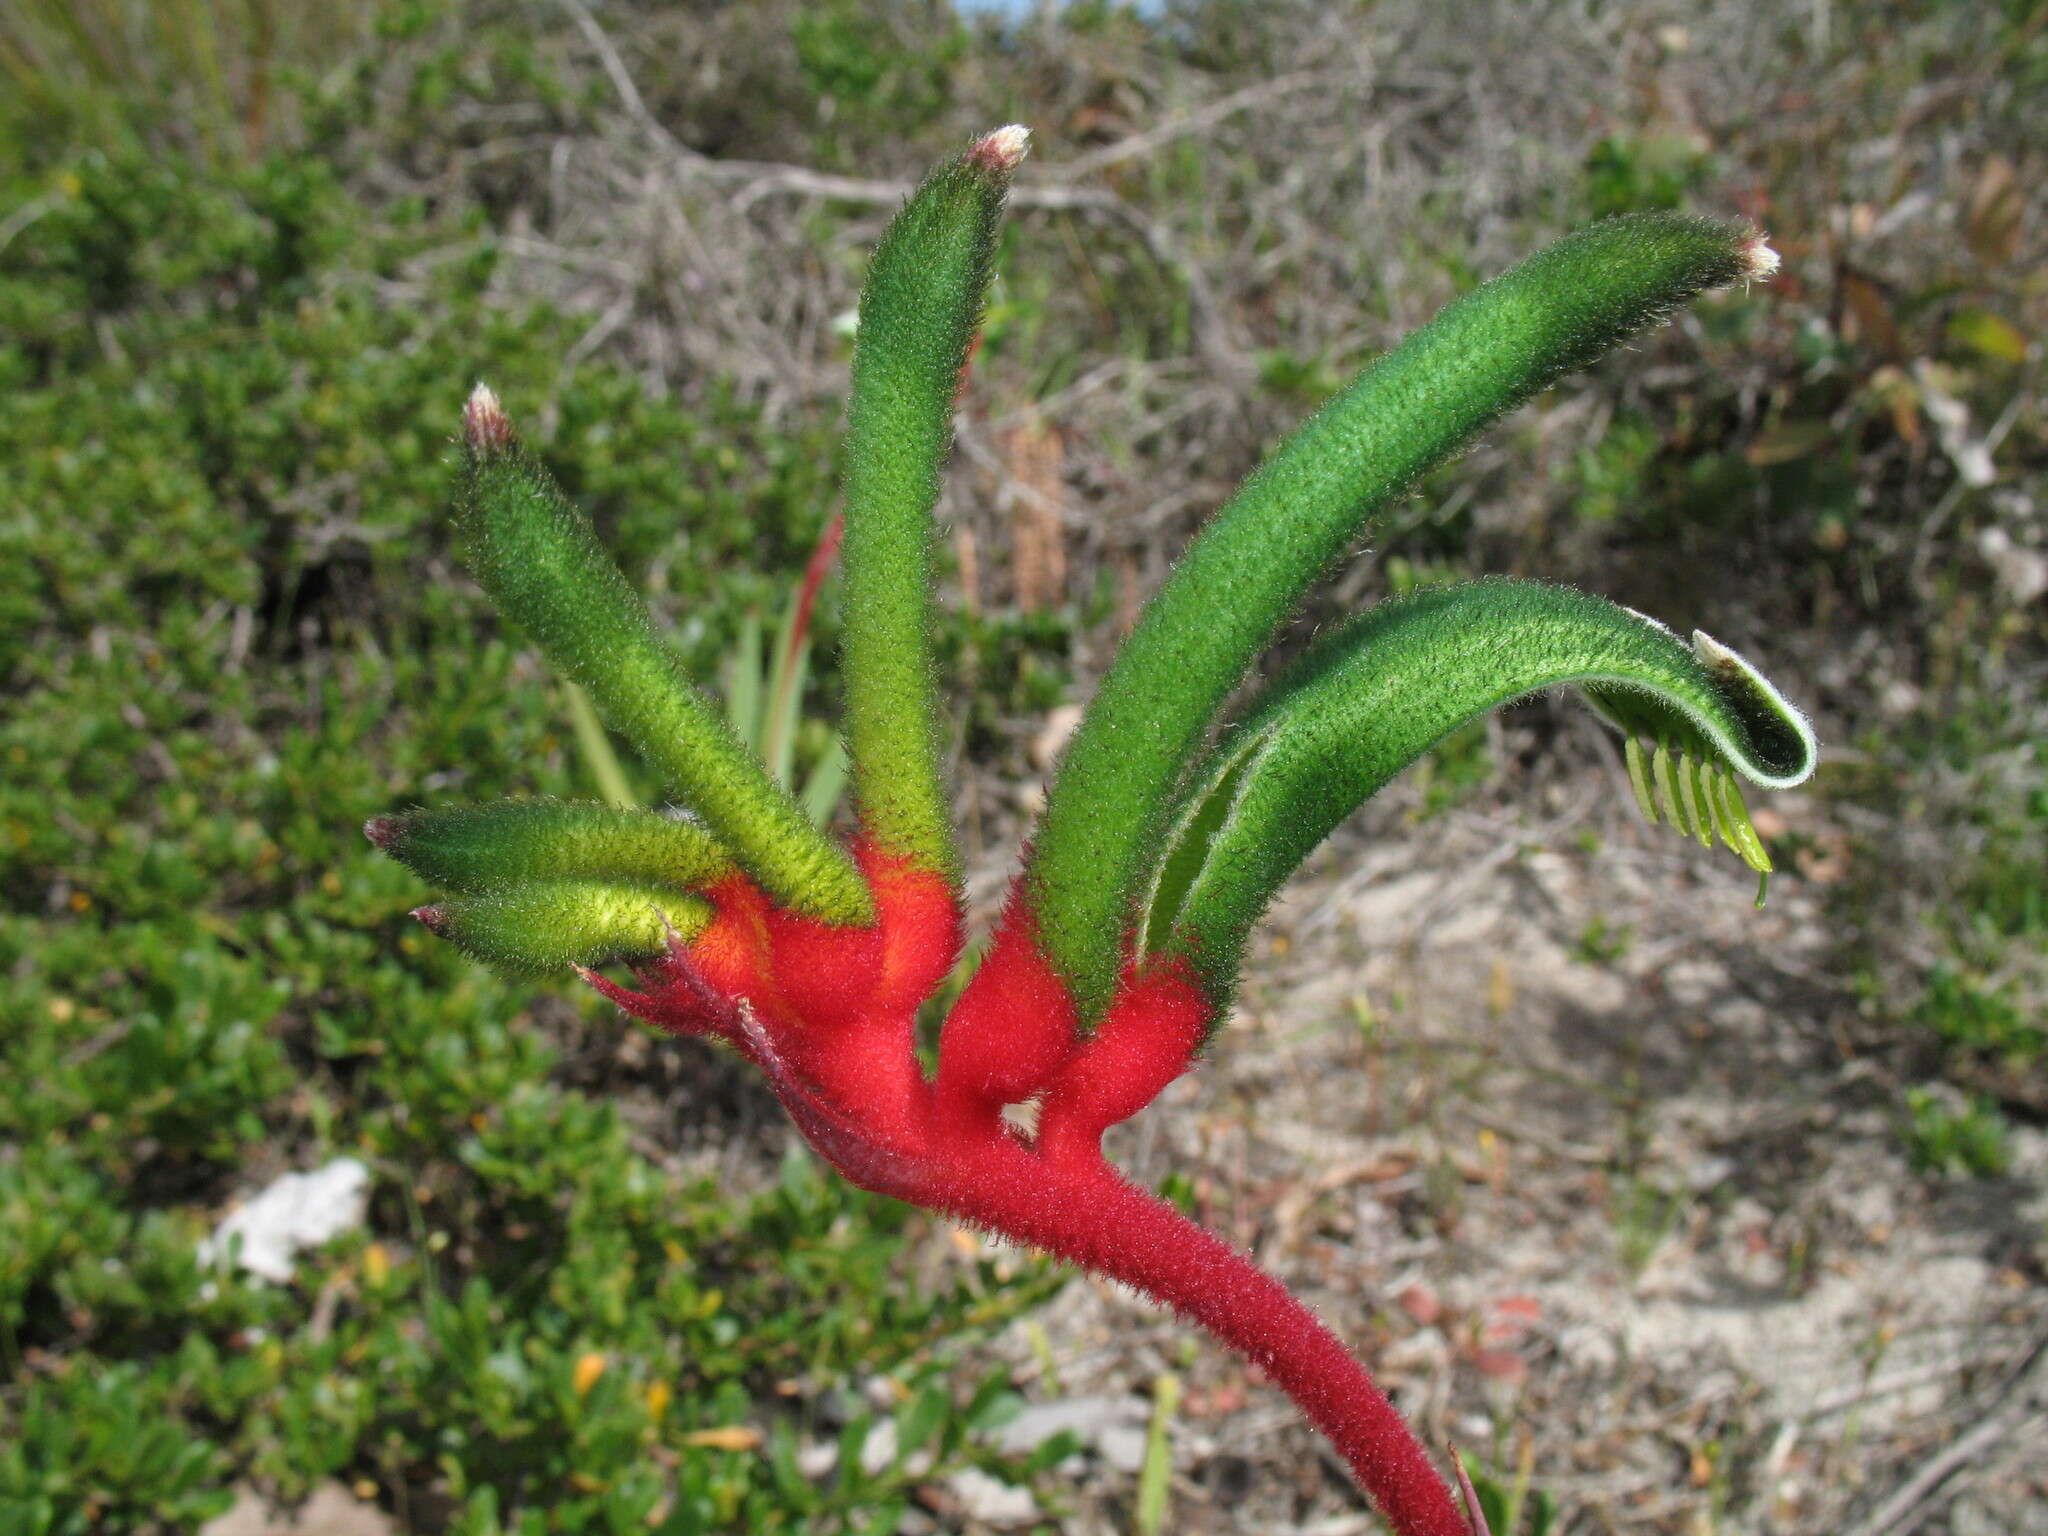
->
[580,841,1473,1536]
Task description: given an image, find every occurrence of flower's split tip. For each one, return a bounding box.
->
[573,963,687,1034]
[1736,232,1780,282]
[967,124,1031,176]
[571,962,640,1012]
[362,814,397,849]
[409,904,448,936]
[462,381,514,455]
[1690,628,1741,672]
[1449,1449,1495,1536]
[571,963,684,1033]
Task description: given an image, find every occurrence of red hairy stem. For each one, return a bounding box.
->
[926,1136,1468,1536]
[773,1073,1468,1532]
[930,946,1464,1535]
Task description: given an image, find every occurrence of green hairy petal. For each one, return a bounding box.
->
[368,799,734,895]
[1031,213,1767,1019]
[457,408,872,925]
[417,880,712,978]
[839,128,1025,878]
[1140,579,1816,1006]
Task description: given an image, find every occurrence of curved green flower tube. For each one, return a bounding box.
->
[1138,579,1816,1006]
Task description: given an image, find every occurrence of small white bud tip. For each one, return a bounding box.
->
[1691,630,1740,673]
[462,382,513,454]
[967,125,1031,176]
[1737,234,1780,282]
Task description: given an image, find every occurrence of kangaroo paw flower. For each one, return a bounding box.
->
[371,129,1806,1536]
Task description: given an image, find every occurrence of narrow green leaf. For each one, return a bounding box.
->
[761,586,809,790]
[1032,214,1777,1018]
[456,387,871,924]
[799,736,850,831]
[1140,579,1815,1005]
[1134,1373,1181,1536]
[725,609,765,753]
[367,799,734,895]
[838,126,1027,877]
[415,880,712,977]
[563,681,637,810]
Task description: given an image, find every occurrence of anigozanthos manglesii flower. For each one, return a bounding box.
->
[371,127,1811,1536]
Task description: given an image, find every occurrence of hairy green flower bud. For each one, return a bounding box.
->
[456,387,871,925]
[413,880,710,977]
[839,127,1028,878]
[366,799,733,894]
